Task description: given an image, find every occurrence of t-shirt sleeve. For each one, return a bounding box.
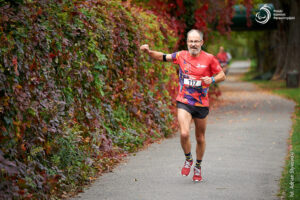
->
[210,56,223,75]
[171,51,180,64]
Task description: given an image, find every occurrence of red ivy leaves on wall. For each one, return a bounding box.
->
[243,0,253,27]
[138,0,253,43]
[194,2,209,33]
[0,0,177,198]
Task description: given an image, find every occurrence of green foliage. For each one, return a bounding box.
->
[206,31,263,60]
[275,89,300,199]
[52,125,84,169]
[0,0,178,198]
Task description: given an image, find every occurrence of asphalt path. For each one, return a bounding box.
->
[72,61,295,200]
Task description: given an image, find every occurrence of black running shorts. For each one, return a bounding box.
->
[176,101,209,119]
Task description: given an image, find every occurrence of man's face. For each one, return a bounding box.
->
[187,32,203,56]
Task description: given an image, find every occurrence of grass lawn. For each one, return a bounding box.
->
[243,72,300,199]
[273,86,300,200]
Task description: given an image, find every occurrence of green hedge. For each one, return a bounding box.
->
[0,0,177,198]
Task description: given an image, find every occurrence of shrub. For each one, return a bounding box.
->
[0,0,177,198]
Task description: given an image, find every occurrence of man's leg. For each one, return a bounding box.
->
[177,108,193,176]
[192,117,207,181]
[177,108,192,154]
[194,117,207,161]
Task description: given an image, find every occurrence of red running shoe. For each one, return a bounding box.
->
[181,160,193,176]
[193,167,202,182]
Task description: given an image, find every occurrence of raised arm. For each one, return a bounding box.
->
[140,44,173,62]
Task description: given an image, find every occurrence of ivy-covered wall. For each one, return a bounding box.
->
[0,0,178,198]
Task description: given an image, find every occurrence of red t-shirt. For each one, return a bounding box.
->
[216,52,228,63]
[172,50,222,107]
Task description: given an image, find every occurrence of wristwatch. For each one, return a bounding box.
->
[211,76,215,84]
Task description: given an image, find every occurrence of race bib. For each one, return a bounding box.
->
[184,78,202,87]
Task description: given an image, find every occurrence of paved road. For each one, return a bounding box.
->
[72,61,295,200]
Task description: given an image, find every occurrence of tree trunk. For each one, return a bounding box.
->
[272,0,300,80]
[255,39,264,74]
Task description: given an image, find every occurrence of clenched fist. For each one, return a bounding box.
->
[140,44,150,53]
[200,76,213,85]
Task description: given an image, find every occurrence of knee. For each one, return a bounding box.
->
[195,135,205,144]
[180,131,190,141]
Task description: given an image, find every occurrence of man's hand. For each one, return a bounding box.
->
[200,76,213,85]
[140,44,150,54]
[139,44,170,61]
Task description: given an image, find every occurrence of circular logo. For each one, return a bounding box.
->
[255,4,272,24]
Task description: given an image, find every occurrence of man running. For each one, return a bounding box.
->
[140,29,226,181]
[216,46,230,74]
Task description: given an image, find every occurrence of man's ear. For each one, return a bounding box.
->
[200,40,204,46]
